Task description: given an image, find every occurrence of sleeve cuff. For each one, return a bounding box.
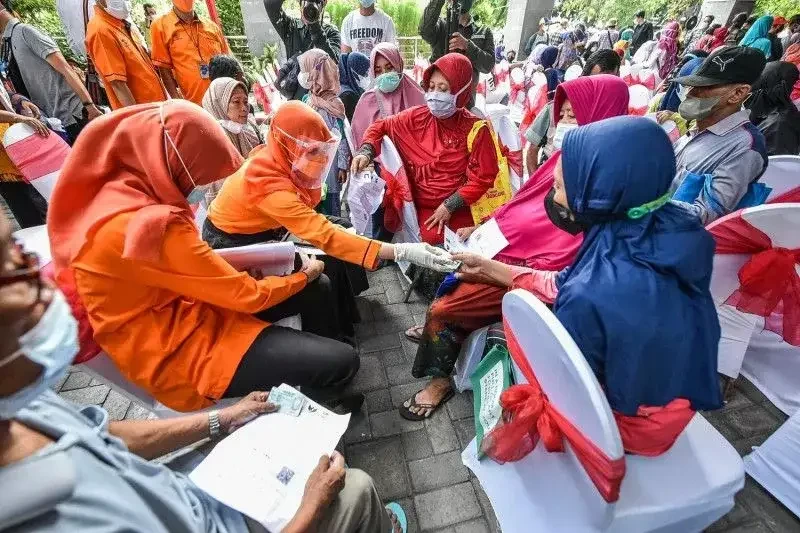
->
[362,239,382,270]
[103,73,128,83]
[444,192,467,212]
[152,60,173,69]
[357,143,376,160]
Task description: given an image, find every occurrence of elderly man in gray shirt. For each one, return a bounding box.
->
[666,46,768,225]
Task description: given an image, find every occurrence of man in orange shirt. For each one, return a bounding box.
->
[150,0,230,105]
[85,0,166,110]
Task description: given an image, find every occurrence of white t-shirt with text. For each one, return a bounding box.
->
[340,9,397,55]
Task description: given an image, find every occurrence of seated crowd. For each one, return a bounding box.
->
[1,0,799,531]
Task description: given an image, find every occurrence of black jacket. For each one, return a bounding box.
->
[630,21,653,55]
[264,0,340,98]
[419,0,494,98]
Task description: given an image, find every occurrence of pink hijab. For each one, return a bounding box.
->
[657,21,680,80]
[492,75,630,270]
[300,48,346,119]
[350,42,426,147]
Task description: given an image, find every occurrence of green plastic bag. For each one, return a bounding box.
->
[471,344,513,458]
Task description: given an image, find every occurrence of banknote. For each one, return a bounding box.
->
[268,386,306,417]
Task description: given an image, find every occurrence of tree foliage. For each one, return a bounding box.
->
[557,0,697,27]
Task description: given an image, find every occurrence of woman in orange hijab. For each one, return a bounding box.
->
[205,101,459,339]
[48,101,359,412]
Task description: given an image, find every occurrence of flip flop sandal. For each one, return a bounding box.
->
[385,502,408,533]
[404,325,424,344]
[398,388,455,422]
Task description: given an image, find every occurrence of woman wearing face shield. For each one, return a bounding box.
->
[204,101,459,336]
[46,101,365,413]
[0,216,409,532]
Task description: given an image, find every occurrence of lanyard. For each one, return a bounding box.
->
[179,19,205,64]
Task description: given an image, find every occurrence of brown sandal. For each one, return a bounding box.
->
[404,325,424,344]
[398,388,455,421]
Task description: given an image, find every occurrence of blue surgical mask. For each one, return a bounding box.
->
[0,290,79,420]
[375,72,401,93]
[360,0,375,7]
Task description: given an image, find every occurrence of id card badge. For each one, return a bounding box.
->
[199,63,210,79]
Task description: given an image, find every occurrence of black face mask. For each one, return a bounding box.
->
[544,188,587,235]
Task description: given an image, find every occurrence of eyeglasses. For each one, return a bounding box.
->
[0,239,42,302]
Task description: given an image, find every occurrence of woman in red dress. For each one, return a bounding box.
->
[352,53,499,245]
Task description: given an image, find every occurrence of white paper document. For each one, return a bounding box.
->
[190,385,350,532]
[215,242,295,276]
[346,169,385,236]
[443,219,509,259]
[466,219,510,259]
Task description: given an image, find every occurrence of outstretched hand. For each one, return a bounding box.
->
[394,243,460,273]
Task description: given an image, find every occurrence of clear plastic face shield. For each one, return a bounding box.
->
[273,125,341,189]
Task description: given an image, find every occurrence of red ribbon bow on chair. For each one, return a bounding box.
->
[711,216,800,347]
[500,144,524,178]
[481,320,626,503]
[379,165,413,234]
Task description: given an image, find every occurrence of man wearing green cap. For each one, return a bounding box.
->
[419,0,494,107]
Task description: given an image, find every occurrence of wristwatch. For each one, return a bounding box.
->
[208,410,221,438]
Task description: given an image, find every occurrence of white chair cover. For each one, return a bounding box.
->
[710,204,800,403]
[486,106,523,192]
[627,85,650,116]
[564,64,582,81]
[453,327,489,393]
[463,290,743,532]
[745,410,800,518]
[760,155,800,201]
[3,123,70,202]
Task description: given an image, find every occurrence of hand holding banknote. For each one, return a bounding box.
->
[218,391,278,434]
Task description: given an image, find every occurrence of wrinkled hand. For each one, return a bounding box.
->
[338,169,348,184]
[394,243,460,273]
[451,252,494,284]
[300,452,346,513]
[19,116,49,137]
[85,104,104,121]
[218,391,277,434]
[301,255,325,283]
[449,32,469,52]
[656,111,674,124]
[350,154,371,174]
[455,226,477,241]
[19,100,40,118]
[424,204,452,235]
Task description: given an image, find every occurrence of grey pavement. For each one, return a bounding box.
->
[54,265,800,533]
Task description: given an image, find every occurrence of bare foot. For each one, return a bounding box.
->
[404,378,452,418]
[405,325,424,342]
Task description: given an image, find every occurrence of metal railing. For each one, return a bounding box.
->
[398,36,431,65]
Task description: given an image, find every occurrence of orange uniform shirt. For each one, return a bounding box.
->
[72,212,307,412]
[208,171,382,270]
[85,6,166,110]
[150,11,230,105]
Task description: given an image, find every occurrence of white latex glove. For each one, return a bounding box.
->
[393,243,461,273]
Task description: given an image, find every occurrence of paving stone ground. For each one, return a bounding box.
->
[55,265,800,533]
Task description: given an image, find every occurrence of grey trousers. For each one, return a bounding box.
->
[245,469,392,533]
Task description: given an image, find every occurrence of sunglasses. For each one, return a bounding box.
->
[0,240,42,302]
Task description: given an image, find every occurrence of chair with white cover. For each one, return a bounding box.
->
[760,155,800,201]
[565,64,582,82]
[3,123,71,202]
[462,289,743,533]
[627,85,650,116]
[708,203,800,414]
[744,409,800,518]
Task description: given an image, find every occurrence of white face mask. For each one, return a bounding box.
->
[105,0,132,20]
[425,81,470,119]
[161,103,205,205]
[298,72,312,90]
[0,290,79,420]
[552,121,578,149]
[219,119,245,135]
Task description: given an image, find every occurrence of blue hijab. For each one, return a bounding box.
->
[658,56,703,112]
[339,52,371,97]
[539,45,561,96]
[553,116,722,416]
[739,15,773,58]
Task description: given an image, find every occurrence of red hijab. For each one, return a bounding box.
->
[492,75,630,270]
[49,101,244,269]
[422,53,474,108]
